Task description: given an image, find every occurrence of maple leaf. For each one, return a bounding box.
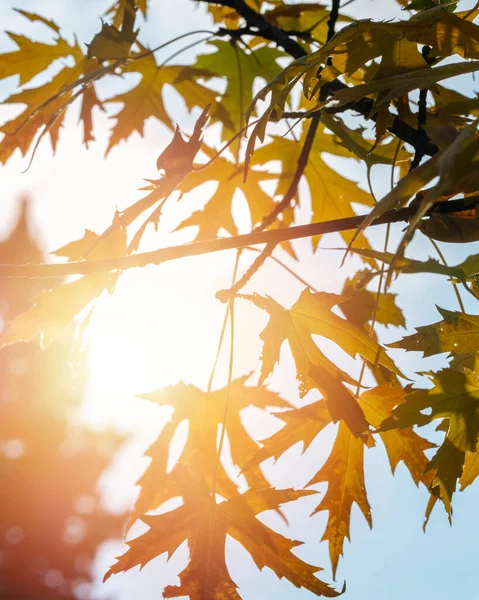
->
[106,466,339,598]
[0,21,109,162]
[250,128,375,251]
[243,399,332,472]
[87,22,138,61]
[340,271,406,330]
[156,105,210,177]
[0,218,126,349]
[348,247,479,282]
[0,26,76,87]
[242,289,402,434]
[309,422,372,578]
[0,63,78,163]
[389,307,479,358]
[175,146,288,244]
[104,52,216,153]
[381,368,479,514]
[193,41,282,143]
[132,377,290,521]
[358,383,434,485]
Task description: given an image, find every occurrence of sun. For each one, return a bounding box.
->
[80,250,240,429]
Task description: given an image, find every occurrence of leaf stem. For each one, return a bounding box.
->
[428,238,466,314]
[254,115,321,232]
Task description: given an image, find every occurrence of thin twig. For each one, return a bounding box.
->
[207,251,242,392]
[205,295,236,598]
[254,115,321,232]
[428,238,466,313]
[216,242,276,301]
[157,34,214,69]
[130,29,216,60]
[355,140,399,397]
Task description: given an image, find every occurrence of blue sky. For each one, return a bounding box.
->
[1,1,479,599]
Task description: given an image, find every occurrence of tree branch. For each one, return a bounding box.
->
[0,198,470,279]
[197,0,439,157]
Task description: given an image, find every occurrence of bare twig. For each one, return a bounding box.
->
[254,115,321,231]
[428,238,465,313]
[216,242,276,301]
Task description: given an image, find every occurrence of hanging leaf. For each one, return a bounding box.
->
[132,377,289,521]
[381,368,479,514]
[389,307,479,358]
[105,52,216,153]
[106,466,339,598]
[242,289,402,433]
[309,422,372,578]
[348,247,479,281]
[358,383,434,485]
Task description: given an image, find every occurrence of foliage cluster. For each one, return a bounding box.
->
[1,0,479,597]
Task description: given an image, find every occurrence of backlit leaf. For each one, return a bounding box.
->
[106,466,339,598]
[309,422,372,578]
[390,307,479,357]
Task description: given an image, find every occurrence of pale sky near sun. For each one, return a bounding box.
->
[1,1,479,599]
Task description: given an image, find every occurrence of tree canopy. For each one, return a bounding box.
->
[1,0,479,598]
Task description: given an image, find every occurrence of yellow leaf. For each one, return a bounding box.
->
[390,307,479,357]
[133,378,289,520]
[243,289,401,433]
[244,400,332,471]
[309,422,372,578]
[176,150,281,241]
[105,55,217,152]
[0,60,84,164]
[0,31,77,86]
[106,467,339,598]
[381,369,479,514]
[358,383,435,485]
[251,130,374,251]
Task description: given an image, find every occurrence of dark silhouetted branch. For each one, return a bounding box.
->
[197,0,439,157]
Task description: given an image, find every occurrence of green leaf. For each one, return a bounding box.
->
[194,41,282,140]
[381,368,479,513]
[390,307,479,358]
